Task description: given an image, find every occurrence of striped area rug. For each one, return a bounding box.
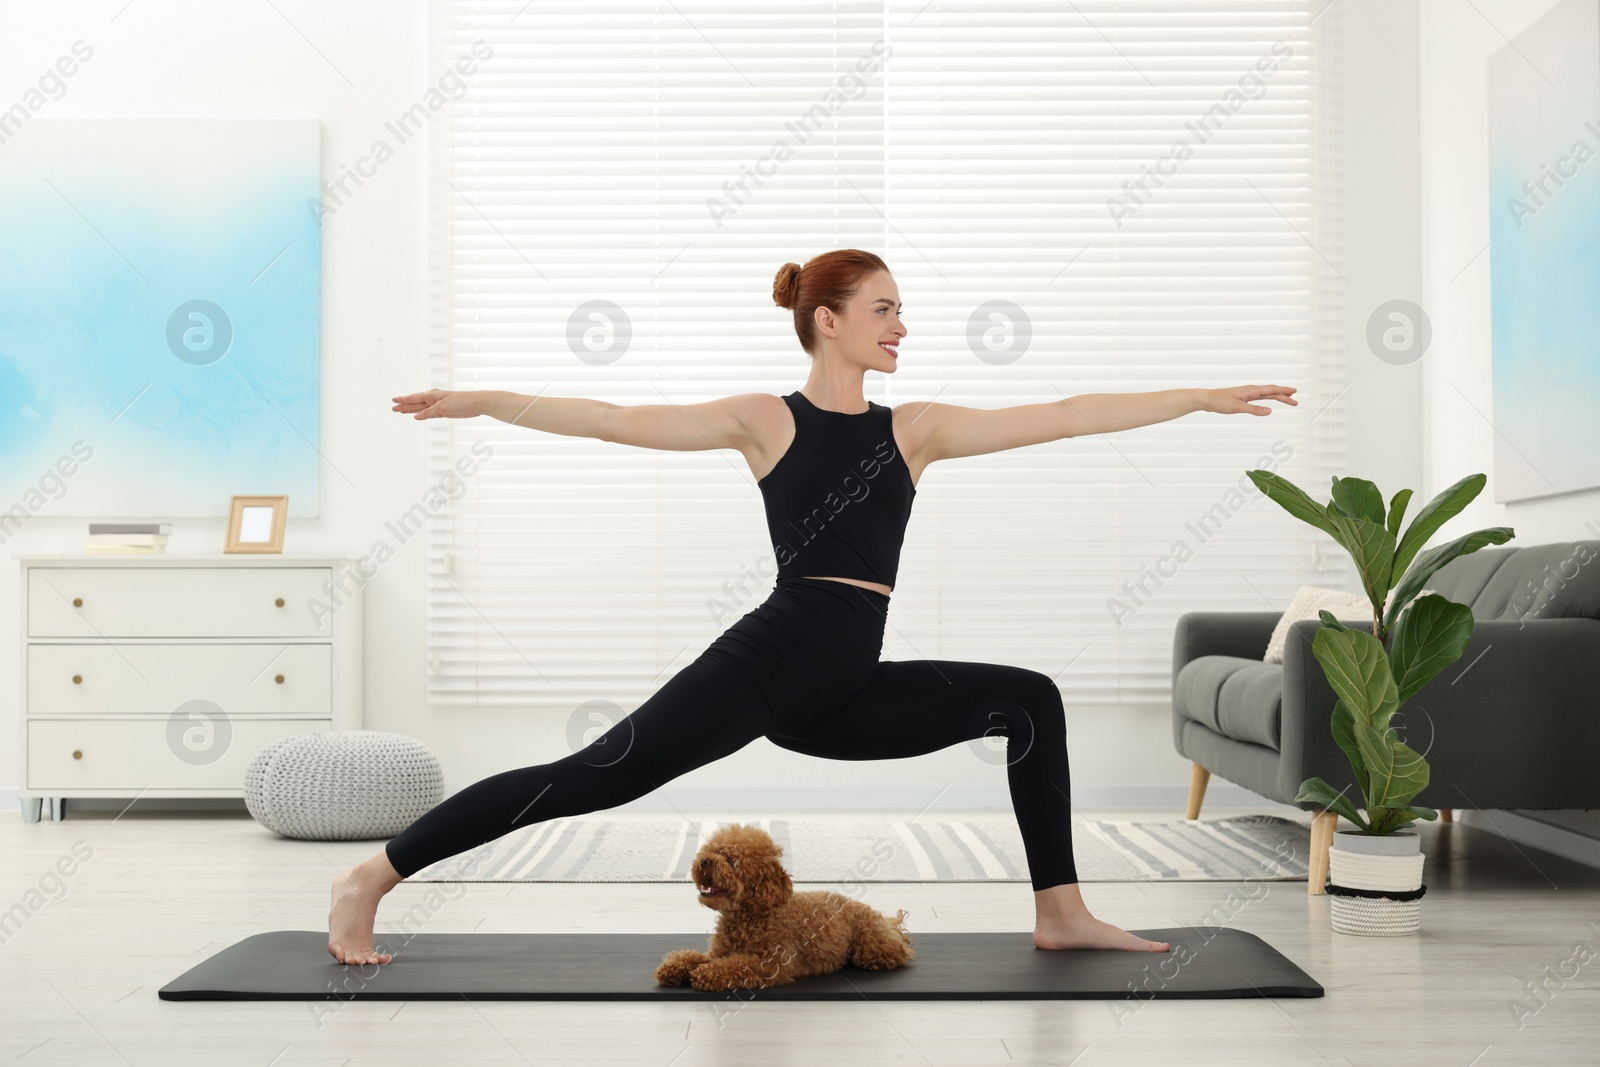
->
[406,814,1310,883]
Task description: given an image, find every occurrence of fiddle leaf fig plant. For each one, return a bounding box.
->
[1245,470,1514,834]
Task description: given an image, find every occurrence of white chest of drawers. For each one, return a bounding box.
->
[16,555,364,822]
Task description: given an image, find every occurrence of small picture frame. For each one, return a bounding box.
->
[224,495,288,554]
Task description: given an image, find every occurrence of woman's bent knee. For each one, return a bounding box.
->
[1021,668,1062,707]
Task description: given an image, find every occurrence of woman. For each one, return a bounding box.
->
[328,248,1296,965]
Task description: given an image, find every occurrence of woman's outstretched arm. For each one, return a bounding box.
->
[903,385,1298,464]
[391,388,764,453]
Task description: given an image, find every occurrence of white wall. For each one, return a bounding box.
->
[1419,0,1600,839]
[1,0,437,805]
[1,1,1422,816]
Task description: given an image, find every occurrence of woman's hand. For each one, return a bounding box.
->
[1200,385,1298,416]
[391,389,481,420]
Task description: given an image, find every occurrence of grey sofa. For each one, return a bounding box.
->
[1172,540,1600,893]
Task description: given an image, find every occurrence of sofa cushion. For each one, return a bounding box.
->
[1174,655,1284,750]
[1429,541,1600,622]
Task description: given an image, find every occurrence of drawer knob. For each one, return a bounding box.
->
[72,674,82,685]
[72,750,83,760]
[275,597,285,608]
[275,674,285,684]
[72,597,83,608]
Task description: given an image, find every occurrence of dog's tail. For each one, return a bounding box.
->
[890,908,912,943]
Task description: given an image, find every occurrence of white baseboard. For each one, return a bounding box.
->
[0,782,1286,816]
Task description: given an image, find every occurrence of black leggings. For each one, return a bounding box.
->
[384,576,1079,891]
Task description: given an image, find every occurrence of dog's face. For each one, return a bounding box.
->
[691,823,794,913]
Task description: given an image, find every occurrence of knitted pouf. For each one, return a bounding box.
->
[245,731,443,841]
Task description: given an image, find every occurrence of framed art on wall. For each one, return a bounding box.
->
[0,118,322,518]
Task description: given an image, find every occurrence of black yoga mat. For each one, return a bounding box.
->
[159,926,1321,1001]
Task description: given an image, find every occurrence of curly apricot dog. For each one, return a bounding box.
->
[655,822,915,992]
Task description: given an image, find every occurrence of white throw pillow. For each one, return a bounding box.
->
[1262,585,1372,664]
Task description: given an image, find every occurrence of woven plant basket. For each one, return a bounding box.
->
[1326,829,1426,936]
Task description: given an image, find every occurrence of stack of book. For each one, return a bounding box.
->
[85,522,172,554]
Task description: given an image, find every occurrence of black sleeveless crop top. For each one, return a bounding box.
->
[756,390,917,589]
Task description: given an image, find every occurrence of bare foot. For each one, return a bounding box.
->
[1033,912,1171,952]
[327,857,398,965]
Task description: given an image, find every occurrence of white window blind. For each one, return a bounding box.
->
[427,0,1348,709]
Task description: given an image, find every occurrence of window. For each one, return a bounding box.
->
[427,0,1347,708]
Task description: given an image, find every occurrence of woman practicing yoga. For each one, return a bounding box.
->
[328,248,1297,965]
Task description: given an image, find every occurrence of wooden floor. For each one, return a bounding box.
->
[2,804,1597,1066]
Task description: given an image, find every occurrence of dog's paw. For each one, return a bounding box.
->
[689,958,776,993]
[654,962,692,987]
[655,949,709,987]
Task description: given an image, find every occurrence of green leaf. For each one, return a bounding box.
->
[1393,803,1438,822]
[1321,509,1395,610]
[1368,805,1407,835]
[1312,625,1400,727]
[1331,476,1386,525]
[1392,473,1487,583]
[1385,527,1515,631]
[1369,804,1437,834]
[1386,488,1413,540]
[1296,776,1370,831]
[1329,699,1370,802]
[1247,470,1341,540]
[1317,610,1350,632]
[1352,719,1429,810]
[1389,594,1475,702]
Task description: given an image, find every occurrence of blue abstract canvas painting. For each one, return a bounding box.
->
[1487,0,1600,503]
[0,118,320,518]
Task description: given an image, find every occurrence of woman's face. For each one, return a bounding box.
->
[815,269,906,372]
